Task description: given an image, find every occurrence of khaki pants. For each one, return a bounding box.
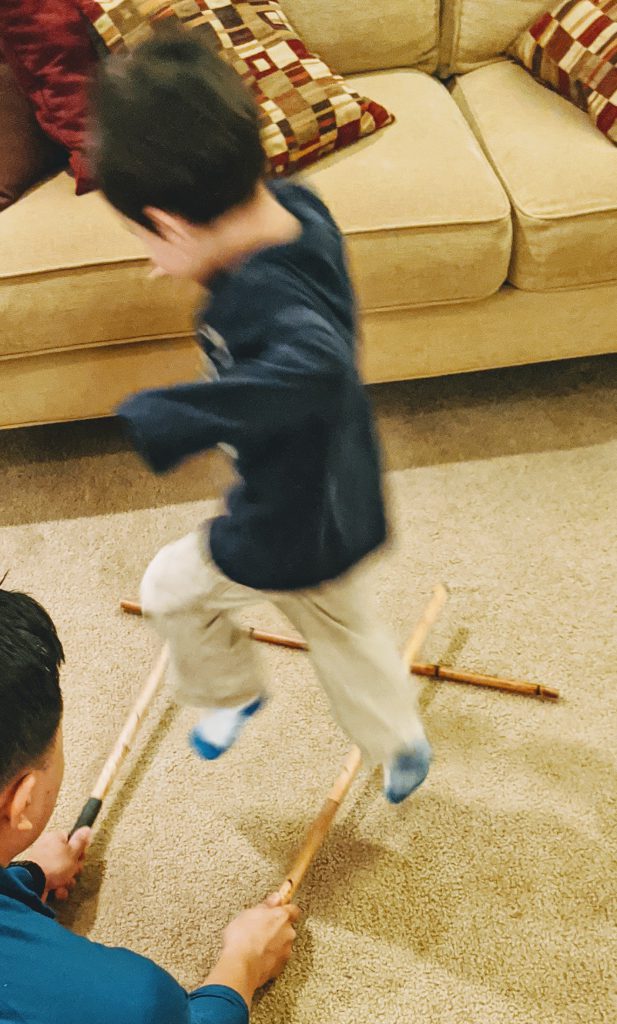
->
[140,530,426,765]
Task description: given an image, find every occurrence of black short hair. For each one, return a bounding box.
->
[89,29,266,230]
[0,590,64,791]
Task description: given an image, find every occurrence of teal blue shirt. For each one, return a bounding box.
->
[0,865,249,1024]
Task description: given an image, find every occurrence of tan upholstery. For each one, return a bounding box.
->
[4,279,617,429]
[439,0,547,76]
[0,70,510,371]
[452,62,617,291]
[360,281,617,383]
[2,3,616,430]
[0,174,200,360]
[280,0,440,75]
[306,71,511,309]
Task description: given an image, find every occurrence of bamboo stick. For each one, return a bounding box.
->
[121,599,557,701]
[249,627,308,650]
[412,662,559,700]
[276,584,448,904]
[120,600,142,616]
[69,646,169,836]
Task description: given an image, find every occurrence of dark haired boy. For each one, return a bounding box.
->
[91,32,431,802]
[0,589,299,1024]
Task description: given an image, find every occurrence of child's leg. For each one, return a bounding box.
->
[139,530,265,758]
[276,568,431,803]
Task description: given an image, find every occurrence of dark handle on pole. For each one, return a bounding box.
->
[69,797,103,838]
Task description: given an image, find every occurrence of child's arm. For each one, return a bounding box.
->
[118,311,349,473]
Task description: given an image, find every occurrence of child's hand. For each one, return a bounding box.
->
[27,828,92,901]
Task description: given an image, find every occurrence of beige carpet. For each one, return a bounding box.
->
[2,356,616,1024]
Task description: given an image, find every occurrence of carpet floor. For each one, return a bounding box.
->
[1,356,616,1024]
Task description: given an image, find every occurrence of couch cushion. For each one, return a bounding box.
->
[509,0,617,145]
[0,70,510,366]
[0,0,98,192]
[280,0,440,75]
[0,172,200,360]
[0,60,65,210]
[452,61,617,290]
[305,70,511,310]
[440,0,550,75]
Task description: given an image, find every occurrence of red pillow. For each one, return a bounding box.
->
[0,0,98,193]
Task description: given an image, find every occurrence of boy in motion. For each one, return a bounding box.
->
[92,32,431,803]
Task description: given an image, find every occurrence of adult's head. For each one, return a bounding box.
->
[0,589,65,865]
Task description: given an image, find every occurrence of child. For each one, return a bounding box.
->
[91,31,431,803]
[0,587,299,1024]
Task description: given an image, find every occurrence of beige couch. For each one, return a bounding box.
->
[2,0,616,430]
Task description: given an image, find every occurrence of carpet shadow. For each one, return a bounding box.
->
[4,355,617,526]
[252,926,317,1024]
[233,787,613,1021]
[425,700,616,811]
[372,353,617,472]
[57,702,179,935]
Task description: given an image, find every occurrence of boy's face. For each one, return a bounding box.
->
[131,207,221,284]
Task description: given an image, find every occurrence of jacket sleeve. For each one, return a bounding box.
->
[188,985,249,1024]
[6,862,47,898]
[117,313,348,474]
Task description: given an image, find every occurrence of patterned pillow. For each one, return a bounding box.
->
[76,0,394,176]
[510,0,617,144]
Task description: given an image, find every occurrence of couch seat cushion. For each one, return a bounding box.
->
[305,70,512,310]
[0,172,200,360]
[452,61,617,291]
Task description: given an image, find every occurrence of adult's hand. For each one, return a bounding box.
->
[204,892,301,1006]
[26,827,92,901]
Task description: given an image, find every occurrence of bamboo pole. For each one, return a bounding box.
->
[121,599,558,701]
[69,646,169,836]
[276,584,448,904]
[412,662,559,700]
[249,627,308,650]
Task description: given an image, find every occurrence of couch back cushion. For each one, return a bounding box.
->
[279,0,440,74]
[440,0,549,75]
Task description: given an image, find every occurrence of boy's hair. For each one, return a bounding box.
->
[89,29,266,231]
[0,590,64,791]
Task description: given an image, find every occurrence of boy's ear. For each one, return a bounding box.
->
[3,773,37,832]
[143,207,192,242]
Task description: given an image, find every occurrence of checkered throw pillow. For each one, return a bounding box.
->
[510,0,617,144]
[77,0,394,175]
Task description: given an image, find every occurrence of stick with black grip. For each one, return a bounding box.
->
[69,646,169,837]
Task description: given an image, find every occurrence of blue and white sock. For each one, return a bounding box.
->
[383,736,432,804]
[189,696,265,761]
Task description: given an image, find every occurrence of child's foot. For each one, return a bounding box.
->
[383,737,432,804]
[189,696,266,760]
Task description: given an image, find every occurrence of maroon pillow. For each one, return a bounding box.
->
[0,0,98,193]
[0,60,65,210]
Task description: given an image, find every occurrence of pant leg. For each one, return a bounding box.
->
[276,565,427,766]
[139,530,264,709]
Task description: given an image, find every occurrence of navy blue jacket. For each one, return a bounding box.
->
[118,182,387,590]
[0,864,247,1024]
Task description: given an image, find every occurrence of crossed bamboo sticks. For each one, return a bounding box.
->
[70,587,558,906]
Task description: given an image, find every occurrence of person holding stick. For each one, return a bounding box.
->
[90,31,431,804]
[0,589,299,1024]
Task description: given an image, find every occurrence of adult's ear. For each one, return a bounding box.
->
[5,773,37,833]
[143,206,192,242]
